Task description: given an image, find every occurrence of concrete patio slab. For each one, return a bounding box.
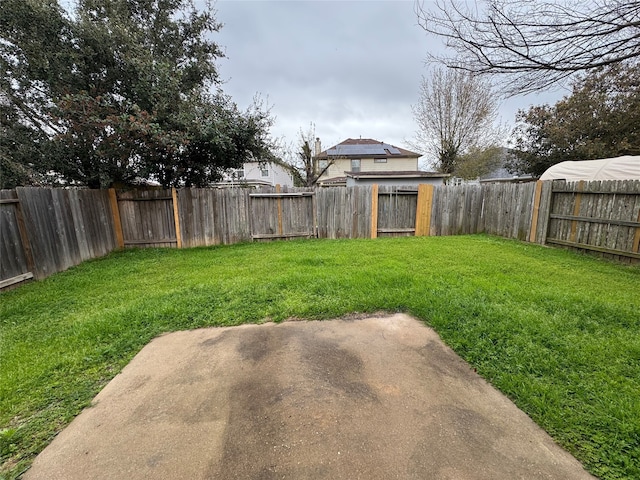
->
[25,314,594,479]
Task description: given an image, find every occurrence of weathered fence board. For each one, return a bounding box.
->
[429,183,535,241]
[178,188,252,247]
[0,205,27,283]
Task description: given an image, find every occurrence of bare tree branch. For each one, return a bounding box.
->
[276,124,335,186]
[416,0,640,95]
[411,67,504,174]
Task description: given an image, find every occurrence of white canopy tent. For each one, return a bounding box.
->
[539,156,640,181]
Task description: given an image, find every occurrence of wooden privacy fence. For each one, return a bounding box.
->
[2,180,639,288]
[542,180,640,261]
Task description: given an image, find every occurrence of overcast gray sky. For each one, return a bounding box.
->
[214,0,565,166]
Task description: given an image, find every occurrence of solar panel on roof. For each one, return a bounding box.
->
[364,145,387,154]
[327,143,402,156]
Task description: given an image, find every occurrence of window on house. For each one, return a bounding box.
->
[351,159,361,172]
[374,158,387,163]
[319,159,328,169]
[261,168,269,177]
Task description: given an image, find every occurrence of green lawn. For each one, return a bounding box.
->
[1,235,639,479]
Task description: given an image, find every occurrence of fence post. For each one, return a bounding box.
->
[108,188,125,249]
[370,184,379,239]
[275,184,284,236]
[415,184,434,236]
[633,208,640,254]
[171,187,183,249]
[529,180,543,243]
[535,181,555,245]
[569,180,585,243]
[312,187,318,238]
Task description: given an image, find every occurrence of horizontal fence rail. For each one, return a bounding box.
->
[2,180,638,288]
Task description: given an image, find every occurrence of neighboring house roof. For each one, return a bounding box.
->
[539,156,640,181]
[345,171,449,179]
[318,171,449,187]
[211,180,273,189]
[315,138,421,159]
[317,176,348,187]
[478,155,534,183]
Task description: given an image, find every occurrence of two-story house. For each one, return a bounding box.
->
[313,138,448,186]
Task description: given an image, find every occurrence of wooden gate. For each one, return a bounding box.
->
[249,189,316,240]
[112,189,182,248]
[375,188,419,237]
[370,184,434,239]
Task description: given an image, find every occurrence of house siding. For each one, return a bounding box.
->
[345,176,446,187]
[319,157,418,181]
[361,157,418,172]
[243,162,294,187]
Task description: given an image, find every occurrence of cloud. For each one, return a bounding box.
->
[213,0,564,162]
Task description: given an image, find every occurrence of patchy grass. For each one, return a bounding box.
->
[1,235,639,479]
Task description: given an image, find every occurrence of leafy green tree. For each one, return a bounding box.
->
[0,0,72,188]
[1,0,274,188]
[0,103,51,189]
[148,94,275,187]
[454,146,505,180]
[508,63,640,176]
[0,0,74,130]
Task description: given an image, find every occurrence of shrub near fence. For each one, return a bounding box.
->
[1,180,639,288]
